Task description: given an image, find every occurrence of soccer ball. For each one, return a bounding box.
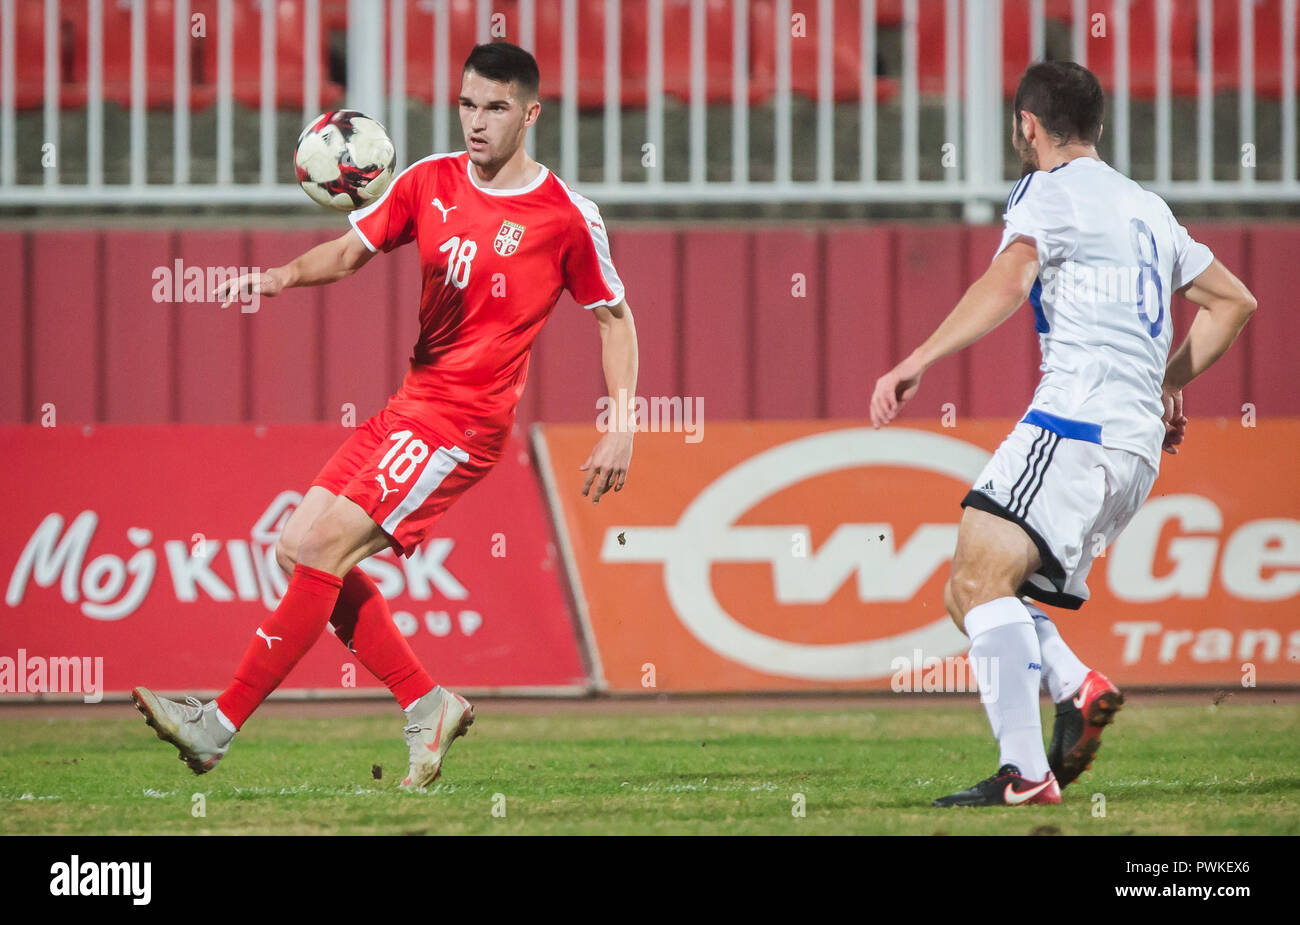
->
[294,110,396,212]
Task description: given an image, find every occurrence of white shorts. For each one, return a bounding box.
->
[962,421,1158,609]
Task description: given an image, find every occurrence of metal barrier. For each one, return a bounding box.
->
[1,0,1297,213]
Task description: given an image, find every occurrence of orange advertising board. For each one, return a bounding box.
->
[536,420,1300,691]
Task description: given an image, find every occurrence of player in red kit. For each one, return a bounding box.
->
[131,43,640,789]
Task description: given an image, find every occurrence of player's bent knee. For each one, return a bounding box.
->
[945,570,1006,623]
[942,578,964,631]
[296,519,350,575]
[295,498,389,576]
[274,536,298,576]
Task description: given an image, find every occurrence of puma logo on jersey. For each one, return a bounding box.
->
[431,198,457,222]
[256,628,283,649]
[375,474,400,501]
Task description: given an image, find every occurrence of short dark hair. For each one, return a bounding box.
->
[462,42,540,99]
[1013,60,1104,145]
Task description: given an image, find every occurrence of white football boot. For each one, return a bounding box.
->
[400,686,475,789]
[131,687,234,775]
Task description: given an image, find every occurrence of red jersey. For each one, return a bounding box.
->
[348,151,624,460]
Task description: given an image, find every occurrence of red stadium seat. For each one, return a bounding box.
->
[875,0,904,27]
[1003,0,1032,96]
[523,0,632,108]
[19,0,223,111]
[100,0,219,110]
[26,0,340,111]
[914,0,947,95]
[1213,0,1299,98]
[611,0,649,107]
[10,0,87,109]
[402,0,490,104]
[661,0,749,105]
[1050,0,1198,98]
[321,0,349,35]
[230,0,342,109]
[750,0,897,104]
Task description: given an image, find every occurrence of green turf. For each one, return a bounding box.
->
[2,699,1298,834]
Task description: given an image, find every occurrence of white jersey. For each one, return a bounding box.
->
[994,157,1213,470]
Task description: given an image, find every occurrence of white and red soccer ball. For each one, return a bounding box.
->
[294,110,396,212]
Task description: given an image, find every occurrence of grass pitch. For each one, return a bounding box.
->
[2,696,1297,835]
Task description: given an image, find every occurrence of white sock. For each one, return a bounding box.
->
[402,685,439,714]
[966,597,1051,781]
[206,703,237,741]
[1025,601,1090,703]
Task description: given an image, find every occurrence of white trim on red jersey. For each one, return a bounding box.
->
[554,176,626,309]
[348,152,462,253]
[380,444,472,535]
[464,156,552,196]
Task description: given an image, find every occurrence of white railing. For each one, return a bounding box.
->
[1,0,1297,212]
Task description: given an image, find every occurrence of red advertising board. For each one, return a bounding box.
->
[1,426,587,697]
[537,419,1300,692]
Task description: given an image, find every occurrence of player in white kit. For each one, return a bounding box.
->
[870,61,1258,806]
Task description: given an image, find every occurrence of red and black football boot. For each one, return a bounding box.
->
[932,764,1061,807]
[1048,669,1124,788]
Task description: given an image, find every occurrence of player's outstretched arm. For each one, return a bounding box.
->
[214,228,374,308]
[581,299,639,503]
[870,238,1039,428]
[1160,258,1257,455]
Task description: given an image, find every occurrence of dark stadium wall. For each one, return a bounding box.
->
[3,223,1296,428]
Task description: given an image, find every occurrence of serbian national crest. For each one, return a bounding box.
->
[494,219,526,256]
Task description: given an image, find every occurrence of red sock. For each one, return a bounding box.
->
[330,567,435,710]
[216,564,343,729]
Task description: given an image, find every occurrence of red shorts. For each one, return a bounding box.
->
[311,408,494,557]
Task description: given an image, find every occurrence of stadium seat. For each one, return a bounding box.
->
[522,0,634,108]
[1003,0,1035,96]
[1049,0,1199,98]
[1213,0,1298,98]
[660,0,752,105]
[403,0,489,104]
[99,0,219,110]
[914,0,947,95]
[27,0,340,111]
[10,0,86,109]
[229,0,342,109]
[15,0,221,111]
[749,0,898,104]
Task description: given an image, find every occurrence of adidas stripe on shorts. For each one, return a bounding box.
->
[961,419,1158,609]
